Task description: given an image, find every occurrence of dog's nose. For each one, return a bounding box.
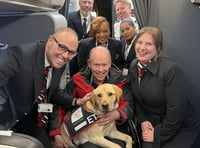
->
[102,102,108,110]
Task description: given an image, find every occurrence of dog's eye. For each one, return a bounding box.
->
[97,94,102,98]
[108,92,113,96]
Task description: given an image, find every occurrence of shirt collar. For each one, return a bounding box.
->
[90,74,109,87]
[80,14,90,22]
[146,57,160,76]
[139,57,160,76]
[45,53,51,68]
[130,57,160,78]
[95,40,108,48]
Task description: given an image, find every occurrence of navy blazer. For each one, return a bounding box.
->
[121,38,136,69]
[77,37,123,70]
[0,41,64,128]
[68,10,93,40]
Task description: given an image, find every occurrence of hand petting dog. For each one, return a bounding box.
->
[75,92,91,106]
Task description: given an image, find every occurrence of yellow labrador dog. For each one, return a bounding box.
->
[60,83,132,148]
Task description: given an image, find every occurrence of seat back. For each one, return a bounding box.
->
[0,12,67,46]
[0,132,44,148]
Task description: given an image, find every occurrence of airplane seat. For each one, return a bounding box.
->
[0,132,44,148]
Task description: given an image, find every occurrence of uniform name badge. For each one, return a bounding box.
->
[38,103,53,113]
[123,68,128,75]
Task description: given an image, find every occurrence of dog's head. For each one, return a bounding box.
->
[86,83,122,114]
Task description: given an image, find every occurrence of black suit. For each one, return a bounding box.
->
[0,41,64,147]
[68,10,93,40]
[77,37,123,71]
[68,10,94,77]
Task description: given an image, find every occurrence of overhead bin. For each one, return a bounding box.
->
[0,0,65,12]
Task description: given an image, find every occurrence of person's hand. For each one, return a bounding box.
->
[77,93,91,106]
[142,127,154,142]
[141,121,154,142]
[141,121,153,132]
[97,110,120,129]
[51,135,68,148]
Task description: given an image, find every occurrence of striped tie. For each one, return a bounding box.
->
[37,66,50,130]
[137,61,150,78]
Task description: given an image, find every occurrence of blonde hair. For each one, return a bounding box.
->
[113,0,132,6]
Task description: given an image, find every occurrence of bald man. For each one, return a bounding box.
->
[49,46,134,148]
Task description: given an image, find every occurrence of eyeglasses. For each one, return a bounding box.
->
[53,36,77,57]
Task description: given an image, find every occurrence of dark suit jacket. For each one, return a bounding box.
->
[121,38,136,69]
[0,41,64,129]
[67,10,93,40]
[77,37,123,71]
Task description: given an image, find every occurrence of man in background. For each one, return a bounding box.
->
[68,0,95,77]
[68,0,94,40]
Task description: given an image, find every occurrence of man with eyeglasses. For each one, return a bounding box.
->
[0,27,89,147]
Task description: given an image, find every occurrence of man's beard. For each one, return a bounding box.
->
[81,10,90,17]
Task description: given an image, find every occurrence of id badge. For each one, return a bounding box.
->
[123,68,128,75]
[38,103,53,113]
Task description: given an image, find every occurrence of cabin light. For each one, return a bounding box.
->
[191,0,200,3]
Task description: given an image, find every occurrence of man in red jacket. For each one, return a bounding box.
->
[49,46,134,148]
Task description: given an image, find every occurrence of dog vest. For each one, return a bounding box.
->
[63,107,98,139]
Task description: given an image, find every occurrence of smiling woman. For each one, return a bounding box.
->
[129,27,200,148]
[76,16,124,74]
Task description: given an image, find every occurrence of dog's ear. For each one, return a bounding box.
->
[88,91,98,109]
[112,85,122,103]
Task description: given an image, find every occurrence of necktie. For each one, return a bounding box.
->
[37,66,50,130]
[126,40,131,45]
[125,40,132,59]
[137,61,150,78]
[82,18,87,38]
